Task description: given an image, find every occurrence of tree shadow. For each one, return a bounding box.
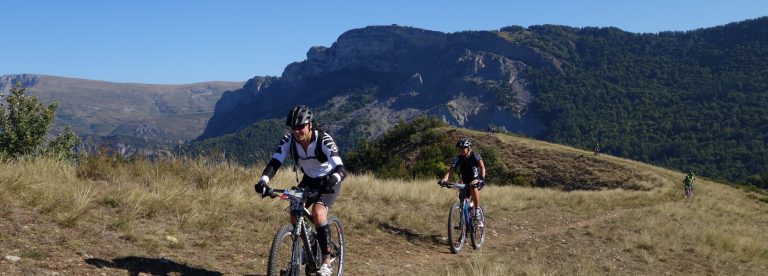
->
[85,256,227,276]
[378,222,444,245]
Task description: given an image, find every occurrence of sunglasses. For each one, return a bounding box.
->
[291,124,308,131]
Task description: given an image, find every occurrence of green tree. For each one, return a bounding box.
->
[0,82,80,158]
[346,116,452,179]
[45,126,81,159]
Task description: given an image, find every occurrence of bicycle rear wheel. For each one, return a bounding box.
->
[327,216,345,275]
[447,202,465,254]
[267,224,297,276]
[470,205,486,249]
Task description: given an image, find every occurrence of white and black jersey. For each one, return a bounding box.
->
[271,130,343,178]
[259,129,346,208]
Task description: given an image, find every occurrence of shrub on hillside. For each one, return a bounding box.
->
[0,82,80,159]
[347,116,451,179]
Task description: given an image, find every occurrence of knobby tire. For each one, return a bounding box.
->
[327,216,345,275]
[470,204,486,250]
[447,202,465,254]
[267,224,297,276]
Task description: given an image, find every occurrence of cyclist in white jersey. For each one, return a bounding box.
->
[255,105,346,276]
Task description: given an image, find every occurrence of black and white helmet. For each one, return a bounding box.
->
[286,105,313,127]
[456,138,472,148]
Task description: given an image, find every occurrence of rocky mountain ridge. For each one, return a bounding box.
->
[201,25,554,141]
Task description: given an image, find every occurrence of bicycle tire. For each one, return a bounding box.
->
[267,224,298,276]
[447,202,465,254]
[470,204,486,249]
[327,216,345,275]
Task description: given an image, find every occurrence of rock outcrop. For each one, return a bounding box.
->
[201,25,558,141]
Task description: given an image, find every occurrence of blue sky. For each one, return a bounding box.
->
[1,1,766,84]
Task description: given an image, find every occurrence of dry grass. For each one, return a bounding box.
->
[1,134,767,275]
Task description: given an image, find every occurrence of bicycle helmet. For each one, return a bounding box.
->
[456,138,472,148]
[286,105,313,127]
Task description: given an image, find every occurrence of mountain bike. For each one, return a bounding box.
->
[684,184,694,200]
[440,181,485,254]
[266,187,345,276]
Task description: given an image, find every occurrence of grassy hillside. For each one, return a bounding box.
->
[349,121,659,191]
[1,132,767,275]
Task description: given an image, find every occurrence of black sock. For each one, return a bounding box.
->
[317,224,332,257]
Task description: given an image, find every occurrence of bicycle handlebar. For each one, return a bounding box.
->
[440,182,467,189]
[267,187,322,200]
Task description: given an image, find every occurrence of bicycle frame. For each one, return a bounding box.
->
[444,183,475,226]
[455,184,475,233]
[267,187,345,276]
[277,188,321,275]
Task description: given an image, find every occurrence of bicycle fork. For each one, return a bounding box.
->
[290,222,303,276]
[463,201,473,235]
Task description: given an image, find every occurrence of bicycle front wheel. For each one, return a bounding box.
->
[328,216,345,275]
[470,204,486,250]
[267,224,297,276]
[447,202,465,254]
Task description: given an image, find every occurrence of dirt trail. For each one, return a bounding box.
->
[344,204,649,275]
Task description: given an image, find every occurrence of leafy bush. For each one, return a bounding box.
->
[0,82,80,159]
[347,116,451,179]
[476,145,505,184]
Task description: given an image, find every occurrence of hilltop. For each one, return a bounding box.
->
[348,124,659,191]
[1,129,766,275]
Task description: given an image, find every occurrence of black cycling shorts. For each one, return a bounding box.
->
[298,175,341,209]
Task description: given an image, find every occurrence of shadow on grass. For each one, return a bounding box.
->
[85,256,234,276]
[378,222,444,246]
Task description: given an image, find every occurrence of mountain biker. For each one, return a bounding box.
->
[683,170,695,193]
[255,105,346,276]
[439,138,486,228]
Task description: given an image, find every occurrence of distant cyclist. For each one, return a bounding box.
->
[254,105,346,276]
[683,170,695,198]
[440,138,487,227]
